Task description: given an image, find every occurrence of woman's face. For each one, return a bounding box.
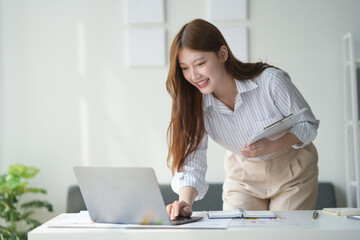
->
[178,47,226,95]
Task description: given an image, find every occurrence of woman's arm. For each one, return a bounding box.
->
[240,132,300,158]
[166,186,198,220]
[271,70,319,148]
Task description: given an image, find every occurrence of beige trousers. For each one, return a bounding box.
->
[223,143,318,211]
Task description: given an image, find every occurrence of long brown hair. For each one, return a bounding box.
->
[166,19,270,175]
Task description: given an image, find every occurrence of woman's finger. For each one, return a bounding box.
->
[166,203,173,218]
[170,201,180,220]
[170,201,190,220]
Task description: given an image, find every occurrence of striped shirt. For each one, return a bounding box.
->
[171,67,320,201]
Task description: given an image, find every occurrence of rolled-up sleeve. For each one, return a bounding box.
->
[171,132,209,201]
[271,71,319,148]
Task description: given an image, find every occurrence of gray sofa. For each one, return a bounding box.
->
[67,182,336,213]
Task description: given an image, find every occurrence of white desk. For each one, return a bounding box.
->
[28,210,360,240]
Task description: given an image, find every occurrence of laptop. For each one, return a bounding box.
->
[73,166,203,225]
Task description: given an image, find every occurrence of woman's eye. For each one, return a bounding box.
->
[181,67,188,71]
[196,62,205,67]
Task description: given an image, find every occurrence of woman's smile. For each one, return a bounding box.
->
[196,79,209,88]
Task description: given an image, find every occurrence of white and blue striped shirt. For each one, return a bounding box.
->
[171,67,320,200]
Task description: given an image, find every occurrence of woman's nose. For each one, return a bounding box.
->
[190,68,200,80]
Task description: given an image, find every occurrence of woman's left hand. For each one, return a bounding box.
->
[241,133,300,158]
[240,138,279,158]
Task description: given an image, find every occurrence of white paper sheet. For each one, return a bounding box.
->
[125,0,165,23]
[219,26,248,62]
[46,211,231,229]
[248,108,307,145]
[209,0,247,20]
[126,28,166,67]
[229,216,300,227]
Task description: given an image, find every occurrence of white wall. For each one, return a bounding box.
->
[1,0,360,221]
[0,0,3,169]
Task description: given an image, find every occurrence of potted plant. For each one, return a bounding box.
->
[0,164,53,240]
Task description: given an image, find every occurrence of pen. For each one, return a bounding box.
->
[263,114,293,130]
[312,210,319,219]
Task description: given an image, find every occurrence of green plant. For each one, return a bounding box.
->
[0,164,53,240]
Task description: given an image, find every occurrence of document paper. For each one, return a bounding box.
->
[248,108,307,145]
[46,211,231,229]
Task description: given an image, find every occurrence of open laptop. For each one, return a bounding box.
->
[73,166,203,225]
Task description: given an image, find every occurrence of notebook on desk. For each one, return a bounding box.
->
[208,208,276,219]
[73,166,202,225]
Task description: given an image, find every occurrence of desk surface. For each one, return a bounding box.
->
[28,210,360,240]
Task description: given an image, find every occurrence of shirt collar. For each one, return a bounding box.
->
[203,79,258,109]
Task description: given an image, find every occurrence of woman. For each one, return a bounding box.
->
[165,19,319,220]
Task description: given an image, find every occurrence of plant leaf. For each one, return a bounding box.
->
[24,217,41,229]
[0,176,12,194]
[21,200,53,212]
[7,231,27,240]
[5,176,20,190]
[0,226,12,239]
[24,188,47,194]
[0,200,11,211]
[20,210,34,220]
[0,174,7,185]
[8,164,39,179]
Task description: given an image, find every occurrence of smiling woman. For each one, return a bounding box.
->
[178,47,228,96]
[165,19,320,220]
[166,19,270,176]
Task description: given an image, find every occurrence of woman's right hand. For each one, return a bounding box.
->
[166,200,193,220]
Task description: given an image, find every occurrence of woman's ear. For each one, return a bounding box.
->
[218,45,228,63]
